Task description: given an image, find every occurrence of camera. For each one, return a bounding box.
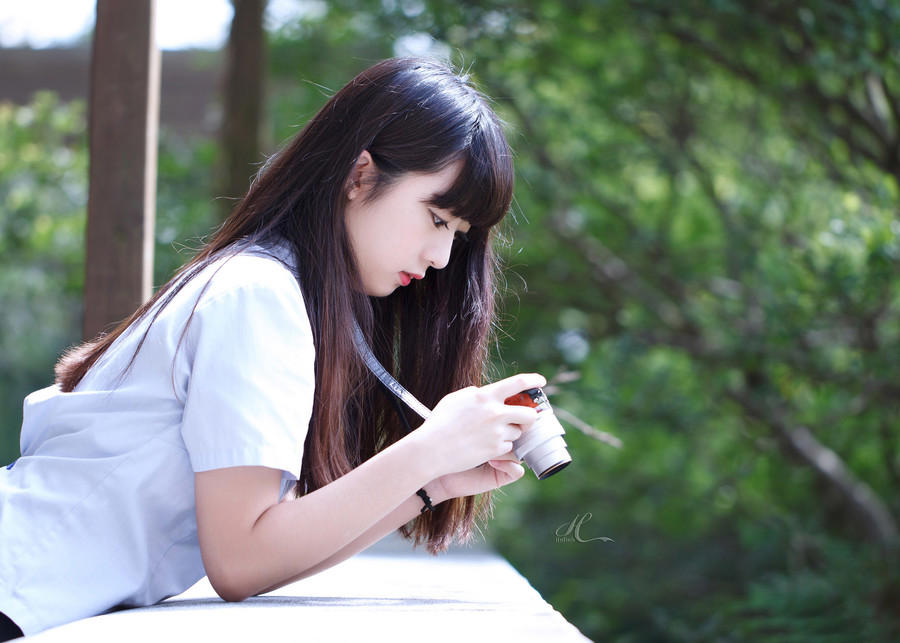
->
[504,388,571,479]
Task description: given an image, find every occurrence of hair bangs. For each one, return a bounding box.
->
[430,110,514,231]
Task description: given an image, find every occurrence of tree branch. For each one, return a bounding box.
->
[553,406,623,449]
[484,75,702,330]
[657,10,897,185]
[727,387,899,549]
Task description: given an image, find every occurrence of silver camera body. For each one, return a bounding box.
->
[506,388,572,479]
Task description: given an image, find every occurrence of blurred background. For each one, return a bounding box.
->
[1,1,899,640]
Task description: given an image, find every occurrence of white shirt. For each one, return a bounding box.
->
[0,240,316,635]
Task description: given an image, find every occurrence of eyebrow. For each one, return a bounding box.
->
[424,194,448,208]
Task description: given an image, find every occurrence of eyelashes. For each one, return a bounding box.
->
[430,209,470,243]
[430,209,449,229]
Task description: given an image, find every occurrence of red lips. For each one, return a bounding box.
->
[399,272,424,286]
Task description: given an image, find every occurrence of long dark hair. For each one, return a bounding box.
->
[55,58,515,554]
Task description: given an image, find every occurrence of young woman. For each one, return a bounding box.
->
[0,57,543,639]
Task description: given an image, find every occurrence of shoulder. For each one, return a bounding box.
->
[196,243,303,310]
[174,241,314,353]
[177,242,309,335]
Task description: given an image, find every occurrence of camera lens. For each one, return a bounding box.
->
[504,388,572,479]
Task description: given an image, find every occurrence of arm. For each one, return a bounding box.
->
[196,436,433,602]
[254,452,525,592]
[255,479,443,593]
[195,373,544,602]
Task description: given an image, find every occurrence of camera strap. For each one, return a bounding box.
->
[353,322,438,511]
[352,320,432,421]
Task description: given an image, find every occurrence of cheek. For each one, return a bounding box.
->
[392,220,426,248]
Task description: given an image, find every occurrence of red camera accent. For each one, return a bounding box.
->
[505,388,546,408]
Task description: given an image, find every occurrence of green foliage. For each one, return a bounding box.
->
[266,5,393,144]
[154,132,220,284]
[0,96,218,463]
[0,93,86,463]
[270,1,899,639]
[3,1,899,640]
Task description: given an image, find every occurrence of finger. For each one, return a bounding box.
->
[501,424,524,448]
[487,459,525,484]
[489,450,521,463]
[481,373,547,401]
[501,405,540,429]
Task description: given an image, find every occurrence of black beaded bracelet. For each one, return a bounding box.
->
[416,488,434,514]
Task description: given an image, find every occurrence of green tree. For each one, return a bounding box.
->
[263,1,900,639]
[0,94,86,464]
[4,1,899,639]
[0,94,218,463]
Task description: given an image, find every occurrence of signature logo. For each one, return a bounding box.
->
[555,512,613,543]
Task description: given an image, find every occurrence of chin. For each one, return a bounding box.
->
[366,284,397,298]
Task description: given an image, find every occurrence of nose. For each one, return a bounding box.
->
[423,235,455,271]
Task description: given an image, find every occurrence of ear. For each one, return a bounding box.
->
[346,150,376,201]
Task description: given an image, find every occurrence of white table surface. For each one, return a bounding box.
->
[27,534,591,642]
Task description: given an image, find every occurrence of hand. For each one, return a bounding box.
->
[409,372,546,478]
[430,451,525,501]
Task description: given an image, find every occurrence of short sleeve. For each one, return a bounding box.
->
[180,261,315,479]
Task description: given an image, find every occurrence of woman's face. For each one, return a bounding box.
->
[344,153,471,297]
